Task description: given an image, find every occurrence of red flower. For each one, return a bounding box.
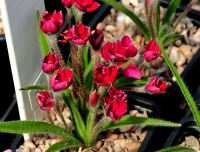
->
[61,0,73,8]
[73,0,100,12]
[40,10,63,34]
[101,35,138,62]
[59,23,90,45]
[143,40,162,62]
[105,100,128,122]
[108,85,128,101]
[117,61,142,79]
[89,29,104,50]
[50,68,74,91]
[89,90,98,106]
[145,76,167,94]
[36,91,54,110]
[41,52,59,74]
[94,65,118,86]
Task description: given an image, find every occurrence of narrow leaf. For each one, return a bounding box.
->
[84,59,94,94]
[0,120,79,142]
[100,116,181,132]
[19,85,48,91]
[46,140,81,152]
[72,5,78,24]
[113,77,150,87]
[37,10,51,56]
[82,44,89,72]
[163,34,182,46]
[162,0,182,25]
[158,41,200,130]
[157,146,196,152]
[100,0,151,41]
[61,89,86,142]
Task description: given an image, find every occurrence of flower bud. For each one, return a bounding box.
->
[73,0,100,12]
[143,40,162,62]
[36,91,54,110]
[89,29,104,50]
[89,90,98,106]
[145,76,167,94]
[61,0,73,8]
[41,52,59,74]
[50,68,74,91]
[40,10,63,34]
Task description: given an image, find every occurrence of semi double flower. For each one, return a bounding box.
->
[59,23,90,45]
[41,52,59,74]
[145,76,167,94]
[143,40,162,62]
[93,65,118,87]
[61,0,73,8]
[36,91,54,110]
[107,85,128,102]
[50,68,74,91]
[101,35,138,62]
[40,10,63,34]
[73,0,100,12]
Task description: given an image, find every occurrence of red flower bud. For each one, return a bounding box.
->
[73,0,100,12]
[40,10,63,34]
[41,52,59,74]
[36,91,54,110]
[50,68,74,91]
[89,29,104,50]
[89,90,98,106]
[145,76,167,94]
[143,40,162,62]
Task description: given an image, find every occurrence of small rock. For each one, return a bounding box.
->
[185,135,200,148]
[107,133,119,140]
[120,125,133,133]
[23,140,36,149]
[124,141,141,151]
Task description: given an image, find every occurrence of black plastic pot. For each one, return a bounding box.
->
[162,116,199,149]
[127,93,163,152]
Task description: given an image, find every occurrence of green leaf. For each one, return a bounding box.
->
[72,5,78,24]
[82,44,89,72]
[61,89,86,142]
[158,41,200,134]
[113,77,150,87]
[19,85,48,91]
[162,34,182,46]
[100,116,181,132]
[157,146,196,152]
[0,120,79,142]
[152,1,160,37]
[162,0,182,25]
[100,0,150,41]
[37,10,51,56]
[46,140,81,152]
[84,59,94,94]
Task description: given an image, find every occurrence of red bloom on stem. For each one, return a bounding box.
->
[143,40,162,62]
[73,0,100,12]
[40,10,63,34]
[108,85,128,101]
[145,76,167,94]
[59,23,90,45]
[89,90,98,106]
[117,61,142,79]
[105,100,128,122]
[50,68,74,91]
[101,35,138,62]
[36,91,54,110]
[41,52,59,74]
[94,65,118,86]
[89,29,104,50]
[61,0,73,8]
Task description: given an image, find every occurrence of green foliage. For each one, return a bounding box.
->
[84,59,94,94]
[19,85,48,91]
[157,146,196,152]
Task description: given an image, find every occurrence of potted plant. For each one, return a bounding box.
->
[0,0,199,152]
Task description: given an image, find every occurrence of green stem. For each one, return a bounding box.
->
[158,41,200,130]
[100,0,151,42]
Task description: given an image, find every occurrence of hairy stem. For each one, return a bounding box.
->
[44,110,54,124]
